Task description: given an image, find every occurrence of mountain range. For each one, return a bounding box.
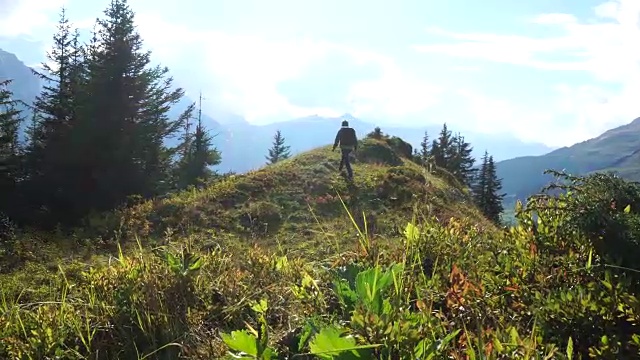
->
[5,46,640,206]
[0,47,556,174]
[497,117,640,207]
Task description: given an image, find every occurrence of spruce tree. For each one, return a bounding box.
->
[79,0,187,212]
[472,151,489,211]
[432,123,454,169]
[419,130,430,165]
[0,80,23,216]
[176,94,221,189]
[450,133,476,187]
[266,130,291,164]
[25,7,84,223]
[484,155,505,223]
[472,151,504,224]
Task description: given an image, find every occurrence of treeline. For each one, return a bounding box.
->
[415,124,505,224]
[0,1,221,229]
[367,124,504,224]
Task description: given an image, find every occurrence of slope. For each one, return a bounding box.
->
[4,135,640,359]
[106,135,490,255]
[497,116,640,206]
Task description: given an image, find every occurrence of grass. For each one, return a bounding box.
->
[2,137,640,359]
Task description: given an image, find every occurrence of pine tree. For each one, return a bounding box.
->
[484,155,505,223]
[78,0,187,212]
[432,123,454,169]
[472,151,489,211]
[0,80,23,216]
[0,81,22,163]
[176,93,221,189]
[266,130,291,164]
[450,133,476,187]
[24,7,84,223]
[419,131,430,162]
[472,151,504,224]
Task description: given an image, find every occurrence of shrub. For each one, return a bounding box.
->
[522,170,640,273]
[355,139,402,166]
[386,136,413,158]
[377,166,426,204]
[239,200,283,234]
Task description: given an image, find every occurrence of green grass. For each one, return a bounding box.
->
[2,137,640,359]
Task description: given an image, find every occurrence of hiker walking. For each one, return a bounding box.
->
[332,119,358,180]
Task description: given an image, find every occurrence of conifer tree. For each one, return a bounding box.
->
[266,130,291,164]
[78,0,188,212]
[450,133,476,187]
[472,151,504,224]
[484,155,505,222]
[0,80,23,215]
[419,130,430,165]
[176,94,221,189]
[472,151,489,210]
[432,123,454,169]
[24,7,84,222]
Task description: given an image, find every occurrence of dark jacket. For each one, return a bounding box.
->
[333,127,358,150]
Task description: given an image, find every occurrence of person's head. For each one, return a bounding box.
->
[341,120,349,127]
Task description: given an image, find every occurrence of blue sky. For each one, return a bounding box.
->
[1,0,639,147]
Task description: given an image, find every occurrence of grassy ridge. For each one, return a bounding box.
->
[2,138,640,359]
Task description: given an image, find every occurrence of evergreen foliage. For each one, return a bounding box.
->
[472,151,505,223]
[266,130,291,164]
[175,95,221,189]
[0,80,23,216]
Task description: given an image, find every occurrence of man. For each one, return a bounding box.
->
[332,120,358,180]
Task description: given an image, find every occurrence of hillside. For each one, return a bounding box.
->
[3,134,640,359]
[497,117,640,206]
[94,136,490,249]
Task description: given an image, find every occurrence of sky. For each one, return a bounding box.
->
[0,0,639,147]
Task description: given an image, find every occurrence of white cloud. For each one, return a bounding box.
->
[132,13,441,124]
[0,0,68,37]
[530,13,577,25]
[413,0,640,147]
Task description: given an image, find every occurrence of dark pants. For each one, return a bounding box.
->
[339,148,353,178]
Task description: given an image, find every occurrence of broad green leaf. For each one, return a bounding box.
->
[275,255,289,271]
[188,256,204,271]
[221,330,258,357]
[166,252,180,269]
[567,336,573,360]
[624,204,631,213]
[438,329,461,352]
[309,326,375,359]
[404,222,420,243]
[355,266,393,315]
[509,327,519,345]
[251,299,268,314]
[493,336,504,353]
[413,338,436,359]
[333,279,358,312]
